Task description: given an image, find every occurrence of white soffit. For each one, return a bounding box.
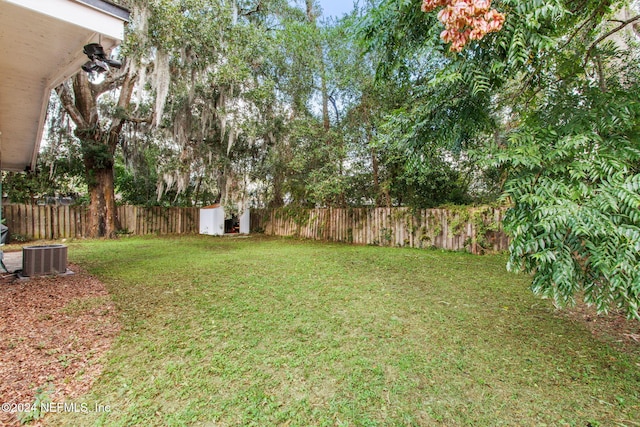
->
[4,0,126,40]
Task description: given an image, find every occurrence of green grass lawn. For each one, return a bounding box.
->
[49,235,639,426]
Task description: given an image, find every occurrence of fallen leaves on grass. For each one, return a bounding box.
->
[0,265,119,426]
[559,302,640,354]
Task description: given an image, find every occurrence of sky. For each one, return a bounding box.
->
[317,0,356,18]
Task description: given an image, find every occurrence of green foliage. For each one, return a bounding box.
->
[383,147,473,208]
[493,2,640,318]
[500,75,640,319]
[130,0,326,208]
[114,155,158,206]
[16,383,53,424]
[40,0,483,212]
[471,207,501,252]
[361,0,640,316]
[3,127,86,204]
[356,1,504,208]
[2,171,51,204]
[4,94,87,203]
[80,139,113,171]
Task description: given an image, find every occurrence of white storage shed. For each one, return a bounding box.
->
[199,204,250,235]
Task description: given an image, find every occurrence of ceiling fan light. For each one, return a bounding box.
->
[83,43,106,59]
[81,60,95,73]
[94,59,109,72]
[105,58,122,69]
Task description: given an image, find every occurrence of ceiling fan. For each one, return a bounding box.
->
[81,43,122,73]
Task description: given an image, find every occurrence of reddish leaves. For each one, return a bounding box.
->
[421,0,505,52]
[0,266,119,426]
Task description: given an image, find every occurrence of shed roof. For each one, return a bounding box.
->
[0,0,129,171]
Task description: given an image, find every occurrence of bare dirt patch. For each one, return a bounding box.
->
[0,265,119,426]
[558,302,640,355]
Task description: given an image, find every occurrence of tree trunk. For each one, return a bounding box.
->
[306,0,330,133]
[87,166,118,238]
[56,64,136,238]
[321,67,330,132]
[270,173,285,208]
[372,147,380,206]
[363,101,380,206]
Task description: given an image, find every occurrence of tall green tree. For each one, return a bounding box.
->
[52,0,159,236]
[362,0,640,317]
[131,0,311,211]
[53,0,300,220]
[54,62,136,237]
[249,1,345,208]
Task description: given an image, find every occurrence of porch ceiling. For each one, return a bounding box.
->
[0,0,128,171]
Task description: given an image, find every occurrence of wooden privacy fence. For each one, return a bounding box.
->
[118,206,199,236]
[2,204,510,254]
[252,206,511,254]
[2,204,200,240]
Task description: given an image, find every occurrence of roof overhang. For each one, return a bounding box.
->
[0,0,129,171]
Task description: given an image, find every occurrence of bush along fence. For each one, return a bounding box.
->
[251,206,510,254]
[2,204,200,240]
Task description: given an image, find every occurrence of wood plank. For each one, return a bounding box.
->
[38,206,45,240]
[73,206,80,238]
[5,205,15,237]
[51,206,59,239]
[30,205,36,239]
[46,206,52,239]
[62,205,68,239]
[68,206,75,238]
[26,205,33,240]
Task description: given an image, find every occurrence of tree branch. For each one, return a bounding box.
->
[328,95,340,125]
[91,60,132,96]
[125,116,153,124]
[595,54,607,92]
[583,14,640,66]
[558,6,603,51]
[240,1,262,16]
[107,67,138,151]
[54,82,88,129]
[73,72,96,125]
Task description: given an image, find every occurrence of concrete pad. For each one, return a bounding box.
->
[2,251,22,274]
